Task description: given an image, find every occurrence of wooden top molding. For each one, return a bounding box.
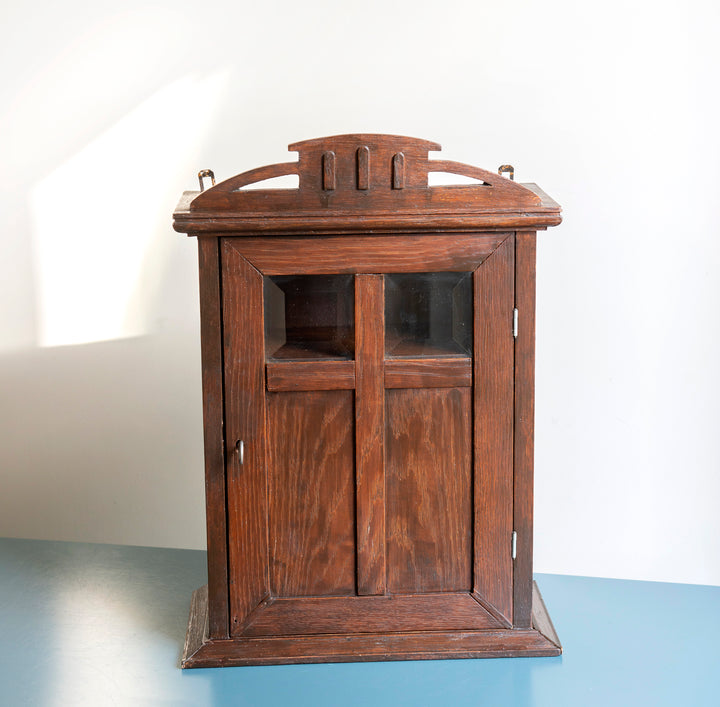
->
[174,134,561,235]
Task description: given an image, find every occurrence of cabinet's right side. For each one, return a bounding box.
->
[512,230,537,628]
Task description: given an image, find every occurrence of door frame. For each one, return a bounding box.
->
[217,232,518,635]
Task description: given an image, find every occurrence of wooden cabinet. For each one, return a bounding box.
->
[174,134,562,667]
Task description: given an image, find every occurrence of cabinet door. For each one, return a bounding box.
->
[221,233,515,637]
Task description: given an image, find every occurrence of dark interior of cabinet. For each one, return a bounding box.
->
[384,272,473,358]
[264,275,355,360]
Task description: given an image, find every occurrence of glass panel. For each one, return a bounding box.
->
[264,275,354,360]
[385,272,472,358]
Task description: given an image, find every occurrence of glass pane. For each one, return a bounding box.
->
[385,272,472,358]
[264,275,354,360]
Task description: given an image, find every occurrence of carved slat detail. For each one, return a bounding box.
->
[357,146,370,190]
[392,152,405,189]
[322,151,336,191]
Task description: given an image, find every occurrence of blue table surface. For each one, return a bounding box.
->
[0,538,718,707]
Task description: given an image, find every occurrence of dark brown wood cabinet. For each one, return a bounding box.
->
[174,134,562,667]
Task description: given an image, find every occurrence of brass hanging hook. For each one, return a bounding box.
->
[198,169,216,191]
[498,165,515,181]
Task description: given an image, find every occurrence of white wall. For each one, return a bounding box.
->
[1,0,718,585]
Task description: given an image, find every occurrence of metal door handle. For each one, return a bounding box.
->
[236,440,244,465]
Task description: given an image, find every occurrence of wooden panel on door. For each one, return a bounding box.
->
[385,387,472,593]
[267,390,356,598]
[222,241,270,635]
[240,593,504,637]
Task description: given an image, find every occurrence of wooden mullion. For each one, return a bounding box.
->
[355,275,386,595]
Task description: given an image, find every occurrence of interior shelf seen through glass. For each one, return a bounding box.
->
[264,275,354,360]
[385,272,472,358]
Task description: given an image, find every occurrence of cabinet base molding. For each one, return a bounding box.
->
[182,582,561,668]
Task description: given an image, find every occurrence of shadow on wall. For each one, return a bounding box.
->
[0,334,206,550]
[0,73,231,549]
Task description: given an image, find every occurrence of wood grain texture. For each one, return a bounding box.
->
[266,360,355,392]
[266,390,356,598]
[386,387,472,593]
[392,152,405,189]
[513,232,537,628]
[222,242,270,634]
[355,275,386,595]
[179,135,564,667]
[531,581,561,650]
[231,234,505,275]
[182,584,209,667]
[200,161,298,192]
[384,358,471,389]
[182,583,562,667]
[174,135,561,237]
[427,160,490,184]
[473,234,515,624]
[356,146,369,190]
[322,151,336,191]
[470,591,512,629]
[182,626,561,668]
[180,135,551,218]
[196,238,229,639]
[241,593,503,637]
[174,209,562,236]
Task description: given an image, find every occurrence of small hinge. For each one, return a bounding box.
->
[511,530,517,560]
[513,308,519,338]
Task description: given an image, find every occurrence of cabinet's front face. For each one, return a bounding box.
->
[221,233,516,637]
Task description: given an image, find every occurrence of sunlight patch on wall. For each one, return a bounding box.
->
[30,72,227,347]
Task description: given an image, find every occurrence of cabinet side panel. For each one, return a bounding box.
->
[386,387,472,593]
[197,237,229,638]
[474,234,515,624]
[222,241,270,634]
[513,231,537,628]
[267,390,356,597]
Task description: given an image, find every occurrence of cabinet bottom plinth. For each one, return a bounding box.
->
[181,583,561,668]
